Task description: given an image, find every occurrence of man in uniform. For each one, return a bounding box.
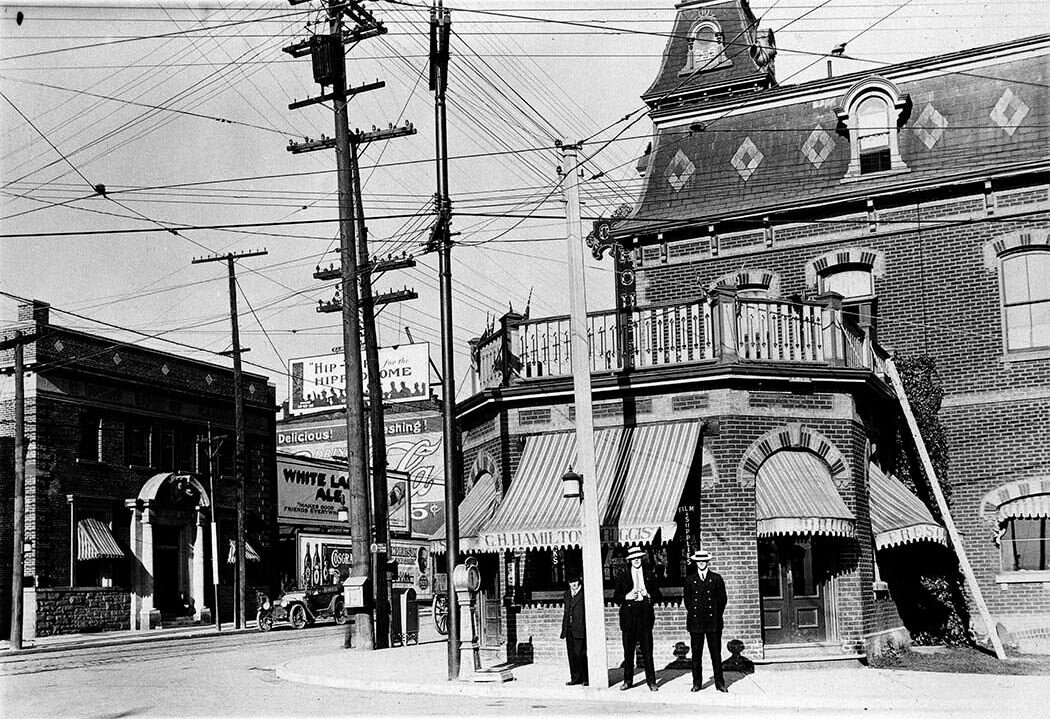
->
[560,571,588,686]
[684,549,728,692]
[613,545,661,691]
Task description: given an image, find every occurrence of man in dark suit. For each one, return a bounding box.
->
[560,571,587,686]
[684,549,728,692]
[612,546,661,691]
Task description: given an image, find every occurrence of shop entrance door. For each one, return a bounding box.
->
[476,555,502,648]
[758,537,827,644]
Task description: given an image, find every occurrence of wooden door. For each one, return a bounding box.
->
[759,537,827,644]
[476,555,502,647]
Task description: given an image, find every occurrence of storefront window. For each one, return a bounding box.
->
[1001,517,1049,571]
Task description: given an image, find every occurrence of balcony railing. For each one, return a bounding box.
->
[471,289,883,390]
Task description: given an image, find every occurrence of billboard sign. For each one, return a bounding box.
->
[288,343,430,416]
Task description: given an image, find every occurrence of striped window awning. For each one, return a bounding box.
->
[226,539,262,564]
[998,494,1050,522]
[431,474,501,553]
[477,422,702,552]
[756,450,856,538]
[77,518,124,561]
[869,464,947,550]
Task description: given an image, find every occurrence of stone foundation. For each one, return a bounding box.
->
[29,587,130,637]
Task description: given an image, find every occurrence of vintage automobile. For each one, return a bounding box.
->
[257,584,347,631]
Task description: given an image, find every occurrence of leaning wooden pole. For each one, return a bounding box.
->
[884,358,1006,660]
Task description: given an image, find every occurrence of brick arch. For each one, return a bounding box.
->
[805,246,886,289]
[978,477,1050,527]
[982,229,1050,270]
[737,423,849,489]
[468,449,501,495]
[707,269,781,297]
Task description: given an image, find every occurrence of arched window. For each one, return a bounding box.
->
[1001,251,1050,352]
[682,20,724,74]
[835,77,909,179]
[856,96,891,173]
[818,267,874,301]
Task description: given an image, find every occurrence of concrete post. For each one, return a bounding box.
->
[138,507,161,630]
[191,511,206,622]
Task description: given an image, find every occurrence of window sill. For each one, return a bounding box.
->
[75,458,109,467]
[1001,348,1050,364]
[995,570,1050,585]
[839,167,911,184]
[127,464,157,471]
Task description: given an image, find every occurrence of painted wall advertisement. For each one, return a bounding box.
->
[294,534,431,599]
[277,453,409,531]
[288,343,430,415]
[277,414,445,539]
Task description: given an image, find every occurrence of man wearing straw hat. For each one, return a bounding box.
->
[684,548,728,692]
[613,545,662,691]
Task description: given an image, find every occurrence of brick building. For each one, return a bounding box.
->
[1,301,277,638]
[452,1,1049,665]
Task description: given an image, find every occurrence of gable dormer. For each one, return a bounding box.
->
[642,0,776,112]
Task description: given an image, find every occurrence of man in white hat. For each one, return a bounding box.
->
[684,549,728,692]
[612,545,662,691]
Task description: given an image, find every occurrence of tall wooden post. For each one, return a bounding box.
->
[559,140,609,688]
[884,358,1006,660]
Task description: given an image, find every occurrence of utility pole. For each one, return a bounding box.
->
[559,140,609,687]
[198,424,226,632]
[429,0,461,680]
[192,249,267,629]
[3,330,36,651]
[285,0,414,650]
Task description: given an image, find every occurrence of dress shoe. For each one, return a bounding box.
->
[565,680,582,686]
[691,684,702,692]
[582,682,589,686]
[648,682,659,692]
[716,685,728,693]
[620,681,632,691]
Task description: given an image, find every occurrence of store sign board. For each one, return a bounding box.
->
[296,532,353,589]
[390,538,432,599]
[288,343,430,416]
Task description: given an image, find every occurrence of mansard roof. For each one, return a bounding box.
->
[617,34,1049,239]
[642,0,775,109]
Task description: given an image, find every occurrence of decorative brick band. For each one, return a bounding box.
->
[982,229,1050,270]
[737,422,849,488]
[978,476,1050,527]
[517,408,551,426]
[672,393,709,411]
[805,246,886,288]
[748,391,833,411]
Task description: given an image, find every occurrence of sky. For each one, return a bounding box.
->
[0,0,1042,405]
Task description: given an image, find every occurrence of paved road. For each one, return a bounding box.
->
[0,625,839,718]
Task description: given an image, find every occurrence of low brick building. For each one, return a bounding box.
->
[1,301,277,638]
[450,1,1049,666]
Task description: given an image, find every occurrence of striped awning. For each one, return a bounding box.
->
[477,422,702,551]
[998,494,1050,522]
[431,473,501,553]
[77,518,124,561]
[226,539,262,564]
[756,450,856,538]
[869,464,947,550]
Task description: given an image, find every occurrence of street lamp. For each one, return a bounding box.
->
[561,469,582,499]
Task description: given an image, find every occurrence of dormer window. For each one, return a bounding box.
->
[682,20,726,74]
[836,77,909,180]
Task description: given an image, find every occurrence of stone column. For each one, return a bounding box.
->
[138,506,161,630]
[126,500,141,630]
[191,510,206,622]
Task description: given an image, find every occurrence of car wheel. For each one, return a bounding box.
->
[333,598,348,625]
[289,603,308,630]
[257,612,274,632]
[433,594,449,636]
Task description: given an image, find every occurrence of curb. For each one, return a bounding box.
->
[273,660,931,711]
[0,625,258,658]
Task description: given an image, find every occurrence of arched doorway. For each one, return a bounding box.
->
[127,473,212,630]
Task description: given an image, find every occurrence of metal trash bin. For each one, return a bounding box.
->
[390,587,418,646]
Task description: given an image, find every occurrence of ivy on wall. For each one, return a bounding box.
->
[891,352,971,646]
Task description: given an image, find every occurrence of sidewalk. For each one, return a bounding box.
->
[276,638,1050,715]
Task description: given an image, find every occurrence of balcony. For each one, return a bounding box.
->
[470,288,886,390]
